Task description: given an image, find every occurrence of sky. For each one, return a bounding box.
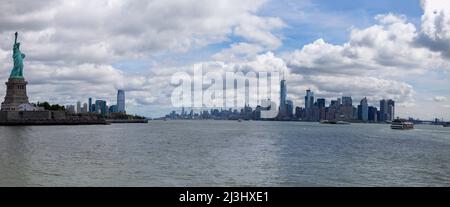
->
[0,0,449,120]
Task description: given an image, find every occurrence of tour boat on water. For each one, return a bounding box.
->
[390,119,414,130]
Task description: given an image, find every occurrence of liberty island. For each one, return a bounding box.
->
[0,32,107,125]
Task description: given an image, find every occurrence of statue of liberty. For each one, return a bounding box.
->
[10,32,25,79]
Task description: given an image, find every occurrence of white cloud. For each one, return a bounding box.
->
[434,96,448,102]
[285,13,448,77]
[212,42,265,62]
[419,0,450,57]
[0,0,284,65]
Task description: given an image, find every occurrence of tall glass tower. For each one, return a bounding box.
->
[360,97,369,121]
[380,99,395,122]
[88,97,92,112]
[279,79,287,116]
[117,89,126,113]
[304,89,314,120]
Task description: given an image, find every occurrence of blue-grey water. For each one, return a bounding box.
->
[1,120,450,186]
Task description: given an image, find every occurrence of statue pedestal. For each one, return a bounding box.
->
[1,78,29,111]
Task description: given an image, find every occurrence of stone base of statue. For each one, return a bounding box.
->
[1,78,29,111]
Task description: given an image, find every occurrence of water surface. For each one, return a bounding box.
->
[1,121,449,186]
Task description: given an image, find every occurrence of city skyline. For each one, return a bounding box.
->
[0,0,449,120]
[65,89,126,116]
[165,76,400,123]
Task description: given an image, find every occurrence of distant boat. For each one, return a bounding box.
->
[444,122,449,127]
[390,119,414,130]
[320,120,351,125]
[320,120,350,125]
[320,120,335,124]
[238,119,242,122]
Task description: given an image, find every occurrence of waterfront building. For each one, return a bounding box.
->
[380,99,395,122]
[352,106,358,119]
[109,105,118,113]
[243,104,253,120]
[305,89,314,120]
[317,98,326,108]
[76,101,81,114]
[286,100,294,118]
[82,103,88,113]
[181,106,185,117]
[326,100,339,121]
[368,106,378,122]
[95,100,108,116]
[316,98,326,120]
[254,106,262,120]
[342,96,352,106]
[117,89,126,113]
[295,106,305,120]
[88,97,92,112]
[360,97,369,121]
[340,96,354,121]
[66,105,76,114]
[279,79,287,117]
[388,99,395,121]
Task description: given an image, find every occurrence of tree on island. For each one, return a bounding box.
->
[37,101,66,111]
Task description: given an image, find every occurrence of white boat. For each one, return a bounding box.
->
[390,119,414,130]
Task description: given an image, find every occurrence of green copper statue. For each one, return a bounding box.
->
[10,32,25,79]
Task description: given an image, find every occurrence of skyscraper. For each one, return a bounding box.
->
[279,79,287,116]
[317,98,326,108]
[76,101,81,114]
[286,100,294,118]
[341,96,353,120]
[360,97,368,121]
[342,96,352,106]
[316,98,326,121]
[82,103,88,113]
[380,99,395,122]
[387,99,395,121]
[368,106,378,122]
[88,97,92,112]
[305,89,314,120]
[117,89,125,113]
[95,100,107,116]
[66,105,75,114]
[109,105,118,113]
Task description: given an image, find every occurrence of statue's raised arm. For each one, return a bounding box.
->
[14,32,18,45]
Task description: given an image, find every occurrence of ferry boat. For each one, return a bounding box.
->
[390,119,414,130]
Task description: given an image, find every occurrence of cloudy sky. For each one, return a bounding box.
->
[0,0,449,120]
